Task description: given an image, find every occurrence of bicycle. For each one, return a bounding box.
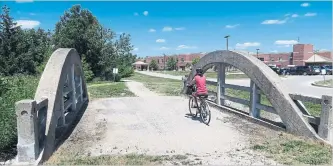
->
[186,84,211,125]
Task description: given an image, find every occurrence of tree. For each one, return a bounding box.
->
[185,63,191,68]
[149,59,158,71]
[192,57,200,66]
[0,5,51,76]
[53,5,136,81]
[167,57,177,70]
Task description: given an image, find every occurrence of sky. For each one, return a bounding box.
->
[1,0,332,57]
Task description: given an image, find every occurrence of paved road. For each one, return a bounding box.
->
[137,71,333,98]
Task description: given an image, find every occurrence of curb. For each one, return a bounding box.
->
[311,83,333,89]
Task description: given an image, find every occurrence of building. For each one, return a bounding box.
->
[139,44,331,70]
[256,44,332,68]
[144,53,205,71]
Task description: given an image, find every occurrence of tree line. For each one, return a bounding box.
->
[0,4,136,81]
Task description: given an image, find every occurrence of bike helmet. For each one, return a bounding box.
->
[196,68,203,75]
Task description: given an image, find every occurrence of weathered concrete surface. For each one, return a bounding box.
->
[182,50,322,141]
[50,96,278,165]
[34,48,89,162]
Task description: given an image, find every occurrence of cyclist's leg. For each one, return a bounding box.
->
[191,92,198,108]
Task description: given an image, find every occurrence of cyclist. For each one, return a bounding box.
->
[187,68,208,109]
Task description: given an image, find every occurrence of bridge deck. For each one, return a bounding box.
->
[51,96,278,165]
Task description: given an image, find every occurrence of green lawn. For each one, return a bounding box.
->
[127,73,182,96]
[155,70,248,79]
[87,82,135,98]
[251,135,332,165]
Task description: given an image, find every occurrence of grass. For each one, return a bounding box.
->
[313,79,333,88]
[155,70,249,79]
[127,73,183,96]
[46,153,189,165]
[0,75,40,161]
[87,82,135,98]
[251,135,332,165]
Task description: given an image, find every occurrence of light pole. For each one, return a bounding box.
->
[163,53,166,71]
[224,35,230,50]
[256,48,260,58]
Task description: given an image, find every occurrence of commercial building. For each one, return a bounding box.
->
[135,43,331,70]
[257,44,332,68]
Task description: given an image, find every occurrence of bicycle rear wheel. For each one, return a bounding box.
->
[188,96,198,117]
[200,100,211,125]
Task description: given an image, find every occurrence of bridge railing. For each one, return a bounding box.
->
[16,98,48,162]
[204,79,332,142]
[14,48,89,164]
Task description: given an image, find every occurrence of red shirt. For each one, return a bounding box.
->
[194,75,208,94]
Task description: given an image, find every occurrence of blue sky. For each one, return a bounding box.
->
[2,0,332,57]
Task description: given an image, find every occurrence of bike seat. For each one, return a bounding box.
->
[198,94,208,98]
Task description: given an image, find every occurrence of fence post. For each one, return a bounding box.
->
[318,95,332,141]
[15,100,39,162]
[250,81,261,118]
[217,63,225,105]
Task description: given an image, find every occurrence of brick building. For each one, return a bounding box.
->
[139,44,331,70]
[256,44,332,68]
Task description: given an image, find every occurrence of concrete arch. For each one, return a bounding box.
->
[34,48,89,161]
[183,50,321,140]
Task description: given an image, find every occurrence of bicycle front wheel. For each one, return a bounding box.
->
[188,96,198,117]
[200,100,211,125]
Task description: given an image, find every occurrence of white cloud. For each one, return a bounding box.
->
[29,13,36,16]
[270,50,278,53]
[291,14,298,18]
[301,3,310,7]
[162,26,173,32]
[16,0,33,3]
[143,11,149,16]
[176,45,197,50]
[261,19,286,24]
[274,40,298,45]
[225,24,240,28]
[156,39,166,43]
[284,13,291,17]
[15,20,40,29]
[134,12,139,16]
[304,12,317,17]
[235,42,260,49]
[159,47,170,50]
[133,48,139,51]
[174,27,185,31]
[148,28,156,32]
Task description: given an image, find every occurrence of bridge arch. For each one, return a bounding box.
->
[34,48,89,162]
[182,50,322,140]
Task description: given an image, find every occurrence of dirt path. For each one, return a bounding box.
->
[47,81,280,165]
[124,80,159,97]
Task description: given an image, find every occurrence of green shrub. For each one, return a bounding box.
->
[119,66,134,78]
[0,75,39,150]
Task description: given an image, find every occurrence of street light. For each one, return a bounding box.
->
[224,35,230,50]
[256,48,260,58]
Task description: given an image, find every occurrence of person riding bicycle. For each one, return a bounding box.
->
[187,68,208,109]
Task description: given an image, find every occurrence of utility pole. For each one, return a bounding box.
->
[224,35,230,50]
[163,53,166,71]
[256,48,260,58]
[297,37,300,43]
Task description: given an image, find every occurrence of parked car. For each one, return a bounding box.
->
[285,66,319,75]
[322,65,332,75]
[269,66,280,74]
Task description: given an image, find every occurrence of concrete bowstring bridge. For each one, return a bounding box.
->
[14,48,332,164]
